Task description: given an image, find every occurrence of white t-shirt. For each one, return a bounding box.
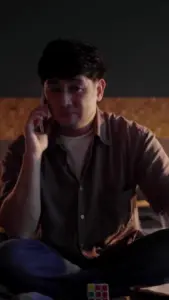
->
[61,130,93,179]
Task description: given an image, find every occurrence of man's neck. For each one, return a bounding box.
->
[59,120,94,137]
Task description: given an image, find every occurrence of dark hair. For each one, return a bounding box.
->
[37,38,106,84]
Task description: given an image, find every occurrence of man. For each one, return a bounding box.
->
[0,38,169,300]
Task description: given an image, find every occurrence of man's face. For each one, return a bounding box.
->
[44,75,106,128]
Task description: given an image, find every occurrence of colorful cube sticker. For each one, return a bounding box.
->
[87,283,110,300]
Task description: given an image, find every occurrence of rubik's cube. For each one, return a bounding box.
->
[87,283,110,300]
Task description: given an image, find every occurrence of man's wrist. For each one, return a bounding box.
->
[24,151,42,165]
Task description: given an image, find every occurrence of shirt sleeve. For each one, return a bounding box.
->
[0,135,25,203]
[133,124,169,214]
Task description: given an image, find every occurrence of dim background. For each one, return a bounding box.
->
[0,0,169,97]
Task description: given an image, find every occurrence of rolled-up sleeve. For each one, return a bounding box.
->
[0,135,25,203]
[133,125,169,214]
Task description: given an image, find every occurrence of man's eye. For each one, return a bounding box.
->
[69,86,83,92]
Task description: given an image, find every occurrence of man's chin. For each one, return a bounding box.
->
[62,114,79,128]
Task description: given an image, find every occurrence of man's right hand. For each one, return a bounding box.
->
[24,105,50,159]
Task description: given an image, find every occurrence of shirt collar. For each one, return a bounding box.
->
[94,107,111,145]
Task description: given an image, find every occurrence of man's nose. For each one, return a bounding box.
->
[61,92,72,106]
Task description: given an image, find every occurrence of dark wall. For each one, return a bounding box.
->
[1,1,169,97]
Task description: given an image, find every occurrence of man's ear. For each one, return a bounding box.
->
[97,79,106,103]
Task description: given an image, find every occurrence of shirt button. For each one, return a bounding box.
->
[80,214,85,220]
[79,186,83,191]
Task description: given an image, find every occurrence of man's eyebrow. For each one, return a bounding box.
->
[70,78,85,85]
[69,78,84,84]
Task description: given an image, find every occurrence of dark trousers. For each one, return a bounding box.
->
[0,229,169,299]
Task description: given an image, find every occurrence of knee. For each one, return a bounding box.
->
[0,239,34,275]
[0,239,43,291]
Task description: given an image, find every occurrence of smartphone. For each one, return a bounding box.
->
[40,90,47,106]
[36,91,51,133]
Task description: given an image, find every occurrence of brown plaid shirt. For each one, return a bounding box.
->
[1,108,169,262]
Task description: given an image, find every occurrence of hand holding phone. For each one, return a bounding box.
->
[36,91,51,134]
[24,92,51,157]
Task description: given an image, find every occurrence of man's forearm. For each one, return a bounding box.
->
[0,152,41,237]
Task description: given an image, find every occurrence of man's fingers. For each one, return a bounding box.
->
[29,105,49,119]
[25,105,50,135]
[26,112,47,133]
